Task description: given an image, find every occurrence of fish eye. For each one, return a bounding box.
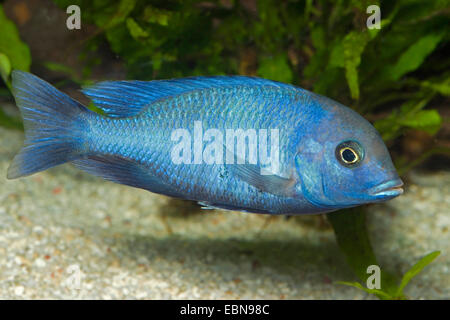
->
[335,141,364,167]
[341,147,358,163]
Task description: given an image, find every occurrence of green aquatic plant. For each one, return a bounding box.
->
[328,207,442,300]
[337,251,441,300]
[0,4,30,130]
[0,4,31,87]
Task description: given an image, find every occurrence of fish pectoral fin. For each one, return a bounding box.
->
[227,163,295,197]
[72,155,184,198]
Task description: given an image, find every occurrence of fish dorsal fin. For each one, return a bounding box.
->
[82,76,297,118]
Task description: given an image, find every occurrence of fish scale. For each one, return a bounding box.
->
[91,87,304,211]
[110,88,303,210]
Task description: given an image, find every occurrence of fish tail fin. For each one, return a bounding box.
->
[7,71,93,179]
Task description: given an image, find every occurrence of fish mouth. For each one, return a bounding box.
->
[368,178,404,198]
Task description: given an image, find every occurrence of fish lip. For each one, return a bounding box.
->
[368,178,404,198]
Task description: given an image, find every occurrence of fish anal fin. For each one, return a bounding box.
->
[72,155,184,198]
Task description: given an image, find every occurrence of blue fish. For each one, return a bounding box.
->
[7,71,403,214]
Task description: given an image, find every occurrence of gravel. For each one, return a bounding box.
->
[0,127,448,299]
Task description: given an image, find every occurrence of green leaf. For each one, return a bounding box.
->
[126,18,149,39]
[374,97,441,140]
[143,6,171,26]
[104,0,137,29]
[400,109,442,135]
[328,31,372,100]
[343,32,371,100]
[329,42,345,68]
[395,251,441,297]
[310,26,326,50]
[336,281,392,300]
[421,78,450,96]
[0,52,11,85]
[0,4,31,83]
[327,209,377,281]
[43,61,73,74]
[328,208,400,298]
[257,55,293,83]
[388,32,445,81]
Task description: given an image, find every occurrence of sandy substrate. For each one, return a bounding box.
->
[0,127,448,299]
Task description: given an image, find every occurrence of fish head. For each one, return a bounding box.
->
[294,94,403,209]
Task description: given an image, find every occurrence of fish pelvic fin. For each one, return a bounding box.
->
[7,71,92,179]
